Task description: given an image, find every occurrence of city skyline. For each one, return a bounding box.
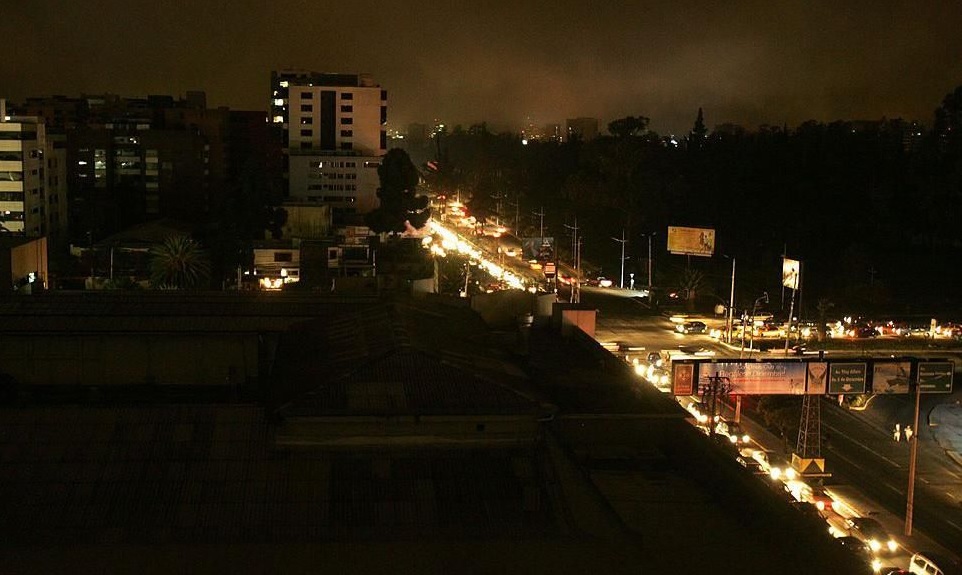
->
[4,1,962,135]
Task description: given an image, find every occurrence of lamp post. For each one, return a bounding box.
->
[612,229,627,289]
[905,381,922,536]
[748,292,769,356]
[728,257,736,344]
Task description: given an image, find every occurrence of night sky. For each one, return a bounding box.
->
[4,1,962,134]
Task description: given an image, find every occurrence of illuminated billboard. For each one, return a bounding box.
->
[667,226,715,257]
[695,361,808,395]
[782,258,800,290]
[670,357,953,397]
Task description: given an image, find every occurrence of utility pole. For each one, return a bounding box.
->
[612,229,627,289]
[533,206,545,247]
[700,372,733,438]
[643,232,656,290]
[727,257,736,344]
[565,218,581,304]
[905,380,922,536]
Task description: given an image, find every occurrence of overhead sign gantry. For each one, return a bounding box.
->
[672,357,954,396]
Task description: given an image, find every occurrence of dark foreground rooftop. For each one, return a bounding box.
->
[0,293,869,573]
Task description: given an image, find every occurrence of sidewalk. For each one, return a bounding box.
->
[930,400,962,468]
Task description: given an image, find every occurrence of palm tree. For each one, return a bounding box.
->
[149,236,211,290]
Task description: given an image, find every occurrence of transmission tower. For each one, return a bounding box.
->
[796,394,821,458]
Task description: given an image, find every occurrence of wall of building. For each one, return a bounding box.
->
[0,332,260,387]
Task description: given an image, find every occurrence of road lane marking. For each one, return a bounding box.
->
[823,421,902,468]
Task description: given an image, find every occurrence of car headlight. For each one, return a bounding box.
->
[872,559,882,573]
[784,468,797,481]
[770,468,782,480]
[868,539,881,552]
[741,434,751,443]
[728,435,738,444]
[815,501,825,511]
[886,540,898,553]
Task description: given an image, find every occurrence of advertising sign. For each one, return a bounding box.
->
[667,226,715,257]
[806,362,828,395]
[828,362,867,394]
[782,258,800,290]
[522,237,554,260]
[543,261,557,278]
[672,363,696,396]
[918,362,954,394]
[872,361,911,394]
[697,361,808,395]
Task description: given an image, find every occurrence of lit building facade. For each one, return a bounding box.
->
[270,71,387,218]
[0,101,68,238]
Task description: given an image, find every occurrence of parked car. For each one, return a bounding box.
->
[676,321,707,334]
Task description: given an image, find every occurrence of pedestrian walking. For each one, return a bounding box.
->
[905,425,913,442]
[893,423,901,442]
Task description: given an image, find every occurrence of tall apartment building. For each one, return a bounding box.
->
[19,93,237,242]
[270,71,387,219]
[0,100,68,239]
[565,117,600,141]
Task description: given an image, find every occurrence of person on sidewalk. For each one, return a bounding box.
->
[894,423,901,442]
[905,425,914,442]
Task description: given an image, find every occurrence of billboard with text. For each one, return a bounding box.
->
[667,226,715,257]
[671,358,953,397]
[695,361,808,395]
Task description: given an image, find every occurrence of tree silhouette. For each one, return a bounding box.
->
[690,107,707,143]
[607,116,650,138]
[149,236,211,289]
[365,149,431,234]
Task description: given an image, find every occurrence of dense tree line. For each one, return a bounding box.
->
[412,85,962,316]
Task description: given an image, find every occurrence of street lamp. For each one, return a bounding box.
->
[726,256,736,344]
[747,292,769,356]
[612,229,627,289]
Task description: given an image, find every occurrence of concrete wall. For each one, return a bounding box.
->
[0,333,260,387]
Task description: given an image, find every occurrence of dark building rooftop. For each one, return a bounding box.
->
[0,294,868,573]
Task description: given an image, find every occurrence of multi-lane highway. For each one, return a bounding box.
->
[580,285,962,568]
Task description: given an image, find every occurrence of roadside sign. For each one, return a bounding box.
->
[872,361,911,394]
[544,261,557,278]
[672,363,695,396]
[918,362,954,394]
[828,362,867,394]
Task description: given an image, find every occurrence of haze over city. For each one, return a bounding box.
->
[5,0,962,134]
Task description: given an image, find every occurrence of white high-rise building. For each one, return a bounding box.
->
[0,100,67,238]
[270,71,387,217]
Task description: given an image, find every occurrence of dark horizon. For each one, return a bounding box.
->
[4,1,962,135]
